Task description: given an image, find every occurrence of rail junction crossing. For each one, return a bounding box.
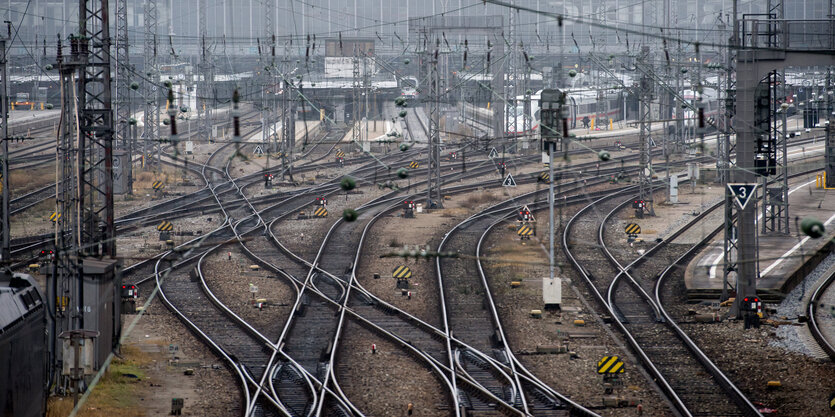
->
[0,1,834,417]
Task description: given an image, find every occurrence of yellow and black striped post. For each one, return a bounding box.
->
[314,206,328,217]
[517,224,534,239]
[335,150,345,158]
[392,265,412,279]
[49,212,61,223]
[157,221,174,232]
[408,161,420,169]
[538,172,550,183]
[152,180,165,191]
[624,223,641,235]
[597,356,625,374]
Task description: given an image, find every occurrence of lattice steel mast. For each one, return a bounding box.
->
[197,0,213,145]
[0,34,8,266]
[143,0,159,168]
[637,45,655,217]
[53,0,116,336]
[721,1,739,303]
[427,39,443,208]
[115,0,131,193]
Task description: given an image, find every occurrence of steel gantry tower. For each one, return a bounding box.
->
[637,46,655,217]
[115,0,132,193]
[52,0,117,376]
[197,0,214,145]
[351,48,361,147]
[143,0,159,168]
[409,16,504,207]
[427,39,443,208]
[261,0,278,155]
[0,34,9,266]
[281,53,296,179]
[760,70,790,235]
[730,15,835,321]
[721,6,740,303]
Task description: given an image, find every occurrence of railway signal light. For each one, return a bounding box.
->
[316,196,328,206]
[121,284,138,299]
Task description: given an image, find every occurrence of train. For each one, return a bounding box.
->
[469,88,624,135]
[467,86,728,136]
[676,87,723,132]
[0,273,46,417]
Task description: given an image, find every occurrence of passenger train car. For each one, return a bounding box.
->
[471,88,624,135]
[677,88,722,131]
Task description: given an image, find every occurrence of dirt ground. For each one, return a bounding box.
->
[47,298,240,417]
[482,222,673,416]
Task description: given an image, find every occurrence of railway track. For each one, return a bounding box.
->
[147,121,413,416]
[807,264,835,361]
[264,155,686,415]
[563,181,764,417]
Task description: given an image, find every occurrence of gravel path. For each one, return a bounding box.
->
[336,321,450,417]
[202,246,295,341]
[483,224,672,416]
[123,296,241,416]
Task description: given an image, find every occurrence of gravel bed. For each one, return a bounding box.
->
[276,185,391,261]
[202,246,295,341]
[483,211,672,416]
[770,252,835,355]
[125,296,241,416]
[664,267,835,416]
[336,321,449,417]
[117,214,218,268]
[356,188,523,328]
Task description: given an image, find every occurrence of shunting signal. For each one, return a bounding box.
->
[517,205,535,222]
[335,150,345,158]
[404,200,417,218]
[316,196,328,206]
[121,284,138,299]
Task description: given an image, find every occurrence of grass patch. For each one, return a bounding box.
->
[387,237,402,247]
[464,191,496,207]
[46,345,153,417]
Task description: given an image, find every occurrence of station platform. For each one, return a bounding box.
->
[685,171,835,301]
[569,118,666,140]
[8,109,59,122]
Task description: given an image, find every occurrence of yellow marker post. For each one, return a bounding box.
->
[320,108,325,121]
[487,102,491,110]
[609,118,613,130]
